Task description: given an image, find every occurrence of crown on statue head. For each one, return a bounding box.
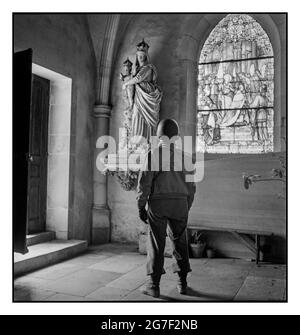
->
[136,38,149,53]
[123,57,133,68]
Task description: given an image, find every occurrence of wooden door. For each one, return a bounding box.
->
[27,75,50,233]
[13,49,32,254]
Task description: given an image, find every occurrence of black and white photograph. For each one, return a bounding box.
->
[12,10,287,305]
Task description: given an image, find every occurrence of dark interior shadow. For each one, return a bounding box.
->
[14,285,34,302]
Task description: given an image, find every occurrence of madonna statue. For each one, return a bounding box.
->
[122,39,162,147]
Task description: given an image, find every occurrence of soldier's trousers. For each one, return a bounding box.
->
[146,201,192,277]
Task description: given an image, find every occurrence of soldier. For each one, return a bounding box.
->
[137,119,196,298]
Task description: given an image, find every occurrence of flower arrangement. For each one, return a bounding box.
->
[189,231,206,258]
[190,231,205,245]
[104,167,139,191]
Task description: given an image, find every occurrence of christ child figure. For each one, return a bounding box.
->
[120,58,134,111]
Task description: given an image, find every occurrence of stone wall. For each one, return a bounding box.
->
[14,14,97,242]
[13,13,286,250]
[107,13,286,245]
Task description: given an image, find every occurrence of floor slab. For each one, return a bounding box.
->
[106,265,147,291]
[122,289,163,301]
[13,243,286,302]
[88,254,145,274]
[86,287,131,301]
[14,285,57,301]
[234,276,286,301]
[248,264,286,279]
[25,263,82,280]
[61,253,113,266]
[187,275,245,301]
[44,293,94,301]
[14,274,53,289]
[41,269,122,297]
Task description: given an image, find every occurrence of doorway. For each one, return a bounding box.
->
[13,53,72,252]
[32,63,72,240]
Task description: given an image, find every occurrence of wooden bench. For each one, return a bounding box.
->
[187,224,274,264]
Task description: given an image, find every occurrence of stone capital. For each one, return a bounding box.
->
[93,104,112,119]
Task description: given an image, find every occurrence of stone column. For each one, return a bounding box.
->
[92,104,111,244]
[178,58,198,153]
[91,14,120,244]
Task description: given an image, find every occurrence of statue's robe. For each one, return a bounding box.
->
[131,64,162,144]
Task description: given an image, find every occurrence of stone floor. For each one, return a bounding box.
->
[14,243,286,302]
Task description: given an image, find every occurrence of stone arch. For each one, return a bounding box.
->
[92,14,121,244]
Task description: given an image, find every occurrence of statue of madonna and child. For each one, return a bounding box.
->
[105,39,163,190]
[119,38,162,151]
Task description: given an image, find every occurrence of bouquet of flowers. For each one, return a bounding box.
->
[104,168,139,191]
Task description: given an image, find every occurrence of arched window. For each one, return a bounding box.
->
[197,14,274,153]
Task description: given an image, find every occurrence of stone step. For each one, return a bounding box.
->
[14,240,88,277]
[26,231,56,246]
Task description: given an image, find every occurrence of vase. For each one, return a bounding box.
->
[190,242,206,258]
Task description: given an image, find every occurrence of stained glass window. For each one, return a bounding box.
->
[197,14,274,153]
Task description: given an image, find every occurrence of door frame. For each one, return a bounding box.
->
[32,64,72,239]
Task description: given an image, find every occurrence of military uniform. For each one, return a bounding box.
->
[137,139,196,294]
